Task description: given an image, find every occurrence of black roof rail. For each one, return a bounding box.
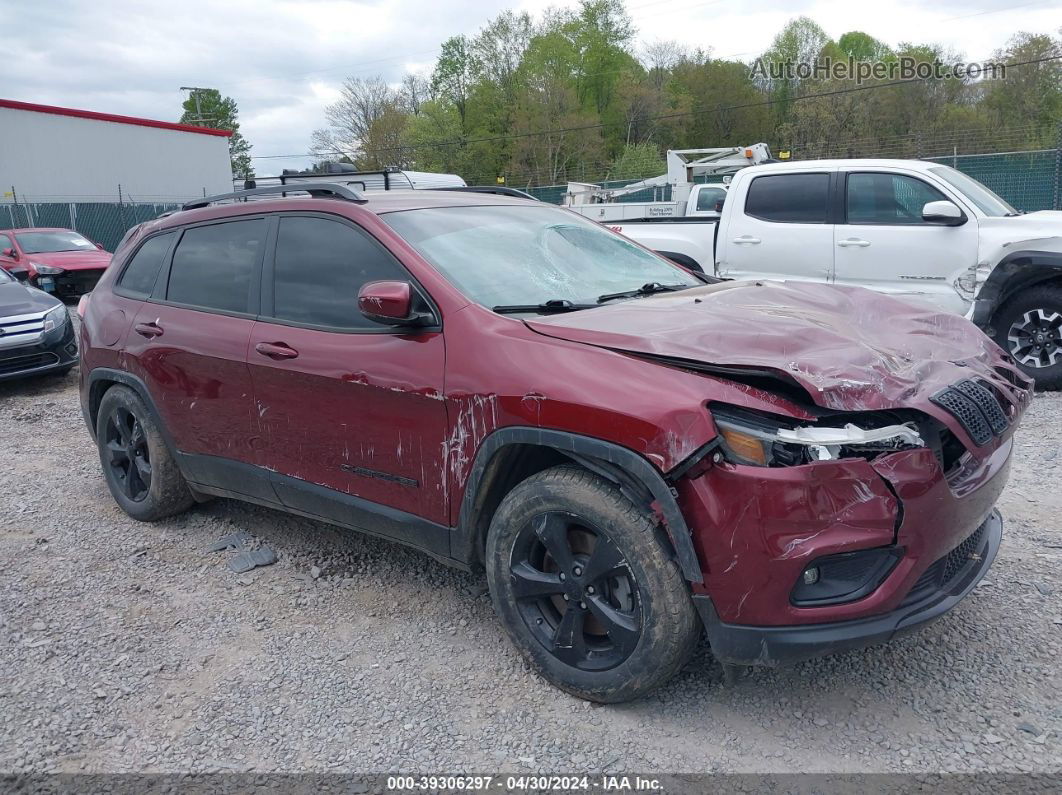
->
[433,185,539,201]
[182,182,367,211]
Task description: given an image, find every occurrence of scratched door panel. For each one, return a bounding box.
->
[247,321,449,525]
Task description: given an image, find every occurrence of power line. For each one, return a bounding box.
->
[250,53,1062,161]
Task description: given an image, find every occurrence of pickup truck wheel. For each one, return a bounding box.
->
[96,385,195,521]
[993,285,1062,389]
[485,465,699,703]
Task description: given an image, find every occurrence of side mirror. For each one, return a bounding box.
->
[1,247,17,259]
[357,280,433,327]
[714,199,725,213]
[95,242,105,250]
[922,200,966,226]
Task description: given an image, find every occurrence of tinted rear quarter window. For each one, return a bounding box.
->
[271,216,408,329]
[745,173,830,223]
[695,187,727,212]
[117,232,175,296]
[167,220,264,314]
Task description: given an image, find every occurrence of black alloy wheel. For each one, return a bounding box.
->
[509,511,642,671]
[104,405,152,502]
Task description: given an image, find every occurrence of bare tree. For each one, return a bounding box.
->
[311,76,400,161]
[400,73,429,116]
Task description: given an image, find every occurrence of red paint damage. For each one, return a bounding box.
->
[79,191,1032,661]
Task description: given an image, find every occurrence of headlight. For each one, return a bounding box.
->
[710,404,924,467]
[43,304,68,332]
[32,263,64,275]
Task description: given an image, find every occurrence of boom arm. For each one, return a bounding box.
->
[564,144,772,206]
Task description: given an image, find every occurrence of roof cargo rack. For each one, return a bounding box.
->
[183,182,367,211]
[433,186,539,200]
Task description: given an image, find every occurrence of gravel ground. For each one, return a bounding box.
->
[1,317,1060,775]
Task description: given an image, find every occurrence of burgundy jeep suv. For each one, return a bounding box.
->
[79,183,1031,702]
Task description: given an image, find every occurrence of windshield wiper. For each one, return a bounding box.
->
[597,282,691,304]
[492,299,596,315]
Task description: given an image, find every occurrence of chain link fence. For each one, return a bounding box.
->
[2,145,1059,251]
[0,200,181,252]
[524,146,1062,211]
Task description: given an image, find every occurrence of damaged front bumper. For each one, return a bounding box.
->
[676,425,1013,666]
[695,509,1001,666]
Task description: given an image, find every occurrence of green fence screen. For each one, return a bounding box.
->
[2,148,1058,252]
[0,201,180,253]
[526,148,1062,212]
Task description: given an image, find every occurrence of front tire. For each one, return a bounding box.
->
[485,465,699,703]
[993,285,1062,389]
[96,385,195,521]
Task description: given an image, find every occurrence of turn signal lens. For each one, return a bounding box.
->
[719,427,768,466]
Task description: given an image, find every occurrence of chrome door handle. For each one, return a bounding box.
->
[837,238,871,247]
[733,236,761,244]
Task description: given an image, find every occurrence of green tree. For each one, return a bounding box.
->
[308,6,1062,189]
[609,142,664,179]
[756,17,833,127]
[179,89,254,179]
[432,36,476,125]
[983,32,1062,147]
[837,31,892,62]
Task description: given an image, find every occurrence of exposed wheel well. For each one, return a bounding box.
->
[462,443,685,582]
[465,443,570,569]
[997,270,1062,308]
[87,377,120,434]
[980,254,1062,330]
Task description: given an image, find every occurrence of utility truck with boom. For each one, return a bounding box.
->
[564,144,772,223]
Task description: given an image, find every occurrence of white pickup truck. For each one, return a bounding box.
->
[609,158,1062,388]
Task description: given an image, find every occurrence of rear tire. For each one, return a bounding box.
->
[485,465,700,703]
[96,385,195,521]
[993,285,1062,390]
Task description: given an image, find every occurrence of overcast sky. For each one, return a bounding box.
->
[2,0,1059,174]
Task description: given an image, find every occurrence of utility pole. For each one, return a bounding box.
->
[179,86,214,125]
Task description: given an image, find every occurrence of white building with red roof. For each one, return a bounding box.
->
[0,98,233,203]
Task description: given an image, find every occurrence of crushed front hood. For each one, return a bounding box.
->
[525,281,1014,412]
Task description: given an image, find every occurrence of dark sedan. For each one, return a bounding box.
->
[0,266,77,381]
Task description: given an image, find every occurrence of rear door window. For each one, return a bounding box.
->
[166,220,265,314]
[744,173,830,223]
[117,232,175,297]
[270,216,410,330]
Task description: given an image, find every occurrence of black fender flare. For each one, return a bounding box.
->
[455,426,704,584]
[84,368,180,458]
[972,250,1062,327]
[655,250,704,273]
